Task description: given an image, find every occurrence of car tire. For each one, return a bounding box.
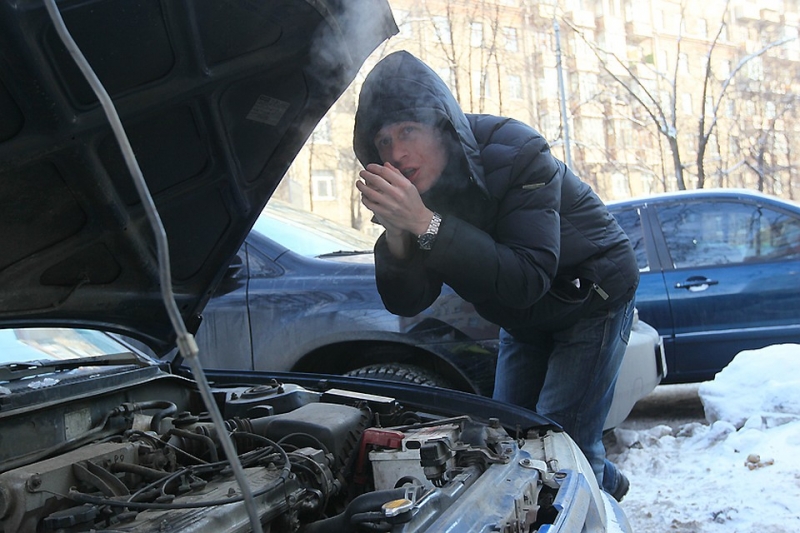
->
[344,363,454,389]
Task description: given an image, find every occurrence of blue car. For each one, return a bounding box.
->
[608,189,800,383]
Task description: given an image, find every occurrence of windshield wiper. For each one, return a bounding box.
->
[0,352,150,382]
[317,250,374,257]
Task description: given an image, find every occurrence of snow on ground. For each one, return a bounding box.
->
[607,344,800,533]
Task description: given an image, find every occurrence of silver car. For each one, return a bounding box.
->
[0,1,642,531]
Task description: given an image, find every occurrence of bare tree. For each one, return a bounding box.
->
[736,93,799,194]
[466,1,504,113]
[695,9,796,188]
[564,1,794,191]
[420,1,463,100]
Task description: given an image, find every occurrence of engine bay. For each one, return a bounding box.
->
[0,371,569,533]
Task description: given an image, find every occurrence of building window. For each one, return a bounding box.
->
[470,22,483,47]
[472,71,491,99]
[578,73,598,102]
[536,32,552,51]
[704,95,714,116]
[435,67,455,92]
[725,99,735,118]
[681,93,693,114]
[312,170,336,200]
[678,52,690,74]
[611,173,630,200]
[640,175,655,196]
[582,117,605,145]
[503,27,518,52]
[784,25,798,44]
[507,75,523,99]
[432,16,451,45]
[747,57,764,81]
[659,50,669,73]
[774,133,788,154]
[654,10,664,29]
[765,101,777,120]
[697,18,708,37]
[540,67,558,100]
[719,59,732,79]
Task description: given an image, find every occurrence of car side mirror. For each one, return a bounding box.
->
[227,253,245,278]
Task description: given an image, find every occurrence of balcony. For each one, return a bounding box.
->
[625,19,654,42]
[734,4,761,22]
[760,9,781,24]
[566,9,596,29]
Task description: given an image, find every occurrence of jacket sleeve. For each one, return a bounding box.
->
[373,232,444,316]
[425,137,563,309]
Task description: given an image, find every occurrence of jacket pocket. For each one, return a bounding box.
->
[518,277,595,330]
[475,278,606,332]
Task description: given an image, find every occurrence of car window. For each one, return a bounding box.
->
[253,201,376,257]
[611,207,649,271]
[0,328,132,365]
[655,200,800,268]
[246,245,285,279]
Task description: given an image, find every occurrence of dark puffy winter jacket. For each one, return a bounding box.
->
[353,51,638,332]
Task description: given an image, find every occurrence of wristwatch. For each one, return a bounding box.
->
[417,212,442,250]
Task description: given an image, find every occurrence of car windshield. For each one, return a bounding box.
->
[253,201,376,257]
[0,328,135,366]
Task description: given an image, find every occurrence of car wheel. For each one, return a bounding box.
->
[344,363,455,389]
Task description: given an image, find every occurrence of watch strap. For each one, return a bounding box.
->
[417,212,442,250]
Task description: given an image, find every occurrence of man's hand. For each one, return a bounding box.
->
[356,162,433,235]
[356,162,435,259]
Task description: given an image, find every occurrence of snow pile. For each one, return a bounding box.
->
[608,344,800,533]
[699,344,800,429]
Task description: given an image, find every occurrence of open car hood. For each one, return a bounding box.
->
[0,0,397,355]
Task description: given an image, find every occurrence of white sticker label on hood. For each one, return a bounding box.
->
[246,95,290,126]
[65,408,92,440]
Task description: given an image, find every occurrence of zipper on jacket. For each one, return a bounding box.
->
[592,283,609,300]
[521,182,545,190]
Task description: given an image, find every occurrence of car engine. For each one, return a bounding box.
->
[0,375,577,533]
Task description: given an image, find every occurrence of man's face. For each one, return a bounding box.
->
[373,121,448,194]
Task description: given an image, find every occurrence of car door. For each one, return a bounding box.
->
[193,247,254,370]
[648,197,800,381]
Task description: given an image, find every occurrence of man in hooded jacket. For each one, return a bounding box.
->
[353,50,638,501]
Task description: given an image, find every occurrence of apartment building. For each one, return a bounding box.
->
[274,0,800,235]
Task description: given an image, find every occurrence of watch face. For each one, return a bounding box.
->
[418,233,435,250]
